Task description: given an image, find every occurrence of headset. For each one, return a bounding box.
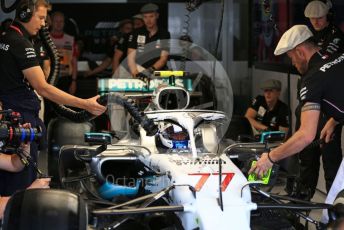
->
[16,0,36,23]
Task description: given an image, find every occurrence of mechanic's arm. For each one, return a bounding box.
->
[112,49,124,77]
[245,108,268,131]
[84,57,112,78]
[128,48,139,76]
[23,66,105,116]
[0,154,23,172]
[0,145,28,172]
[150,50,169,70]
[250,108,319,177]
[320,117,339,143]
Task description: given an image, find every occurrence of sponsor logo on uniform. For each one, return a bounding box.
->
[322,54,330,59]
[300,86,308,100]
[137,35,146,53]
[258,106,266,117]
[319,53,344,72]
[0,43,9,51]
[137,35,146,45]
[25,47,36,58]
[39,46,46,57]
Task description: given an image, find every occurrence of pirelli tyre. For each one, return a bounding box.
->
[2,189,87,230]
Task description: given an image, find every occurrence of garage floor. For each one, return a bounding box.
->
[271,183,327,229]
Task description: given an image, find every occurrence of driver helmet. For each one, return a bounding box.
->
[158,124,190,149]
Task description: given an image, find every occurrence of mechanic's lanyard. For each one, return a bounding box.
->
[9,25,23,36]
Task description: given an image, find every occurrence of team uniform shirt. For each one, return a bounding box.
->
[0,21,40,111]
[250,95,290,131]
[51,33,77,77]
[128,27,170,69]
[296,24,344,127]
[0,20,45,195]
[300,52,344,123]
[311,23,344,57]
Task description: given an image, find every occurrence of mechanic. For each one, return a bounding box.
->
[293,0,344,200]
[305,0,344,56]
[127,3,171,77]
[245,79,290,135]
[249,25,344,187]
[84,19,133,78]
[0,0,106,196]
[132,14,144,30]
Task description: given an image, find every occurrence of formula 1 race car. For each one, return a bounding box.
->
[2,72,344,230]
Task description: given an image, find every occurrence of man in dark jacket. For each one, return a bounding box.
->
[293,0,344,200]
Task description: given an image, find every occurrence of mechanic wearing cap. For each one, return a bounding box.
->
[132,14,144,30]
[291,0,344,200]
[127,3,170,77]
[304,0,344,56]
[112,18,137,78]
[249,25,344,191]
[245,79,290,135]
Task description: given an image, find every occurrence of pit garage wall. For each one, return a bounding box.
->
[251,67,330,193]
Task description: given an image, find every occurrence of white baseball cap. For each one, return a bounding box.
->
[274,25,313,56]
[304,0,329,18]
